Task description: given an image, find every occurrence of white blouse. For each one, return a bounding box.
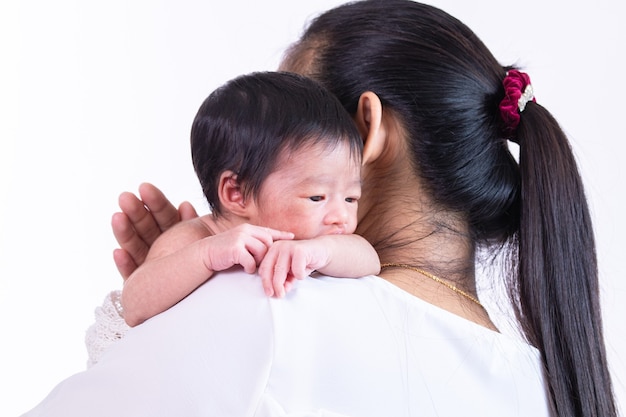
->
[23,270,550,417]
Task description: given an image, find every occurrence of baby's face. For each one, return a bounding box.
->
[248,142,361,240]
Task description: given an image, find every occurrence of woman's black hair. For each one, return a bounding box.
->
[190,71,362,215]
[283,1,616,416]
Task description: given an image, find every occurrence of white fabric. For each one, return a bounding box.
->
[23,270,550,417]
[84,290,129,368]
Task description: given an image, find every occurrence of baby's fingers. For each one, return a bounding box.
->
[258,252,278,297]
[283,279,294,294]
[244,236,272,266]
[271,251,293,298]
[289,250,310,280]
[266,228,295,242]
[253,226,294,247]
[236,250,258,274]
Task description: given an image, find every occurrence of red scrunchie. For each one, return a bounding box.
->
[499,69,535,132]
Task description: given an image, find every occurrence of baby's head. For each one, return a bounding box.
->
[191,71,363,237]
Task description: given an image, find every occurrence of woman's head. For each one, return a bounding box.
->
[281,0,520,246]
[191,71,362,216]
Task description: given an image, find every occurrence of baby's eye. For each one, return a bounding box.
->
[345,197,359,203]
[309,196,324,202]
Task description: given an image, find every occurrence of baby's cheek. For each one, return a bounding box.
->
[290,224,320,240]
[273,210,306,235]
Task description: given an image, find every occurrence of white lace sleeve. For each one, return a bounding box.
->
[84,290,130,368]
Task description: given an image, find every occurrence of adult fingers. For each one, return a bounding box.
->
[112,248,138,281]
[111,210,150,271]
[137,183,182,233]
[117,191,162,248]
[178,201,199,221]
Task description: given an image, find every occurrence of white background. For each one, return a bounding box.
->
[1,1,624,415]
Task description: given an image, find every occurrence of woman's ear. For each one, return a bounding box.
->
[355,91,386,165]
[217,171,251,217]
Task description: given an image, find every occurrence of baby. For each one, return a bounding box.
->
[121,71,380,327]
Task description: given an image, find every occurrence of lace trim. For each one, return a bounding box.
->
[84,290,129,368]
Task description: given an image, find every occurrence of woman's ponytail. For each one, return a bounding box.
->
[513,98,616,416]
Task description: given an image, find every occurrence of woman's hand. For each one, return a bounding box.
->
[111,183,198,280]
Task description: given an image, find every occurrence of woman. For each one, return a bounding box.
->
[24,1,617,416]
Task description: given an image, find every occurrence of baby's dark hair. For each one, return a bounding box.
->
[191,71,362,215]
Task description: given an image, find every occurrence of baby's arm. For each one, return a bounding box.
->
[313,234,380,277]
[258,234,380,297]
[121,216,213,326]
[122,218,293,326]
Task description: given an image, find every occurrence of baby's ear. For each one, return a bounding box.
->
[217,171,250,217]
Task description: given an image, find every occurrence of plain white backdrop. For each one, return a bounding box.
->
[1,1,624,415]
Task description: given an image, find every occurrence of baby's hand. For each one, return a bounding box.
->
[203,224,294,274]
[258,238,331,298]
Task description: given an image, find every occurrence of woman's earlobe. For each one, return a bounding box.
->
[355,91,386,165]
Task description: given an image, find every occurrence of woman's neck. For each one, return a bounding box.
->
[357,190,474,279]
[356,165,497,331]
[357,161,471,267]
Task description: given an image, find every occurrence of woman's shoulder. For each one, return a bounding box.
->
[187,271,539,362]
[140,271,548,416]
[266,273,544,375]
[278,273,533,345]
[262,274,549,416]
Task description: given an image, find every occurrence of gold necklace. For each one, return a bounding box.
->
[380,263,483,308]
